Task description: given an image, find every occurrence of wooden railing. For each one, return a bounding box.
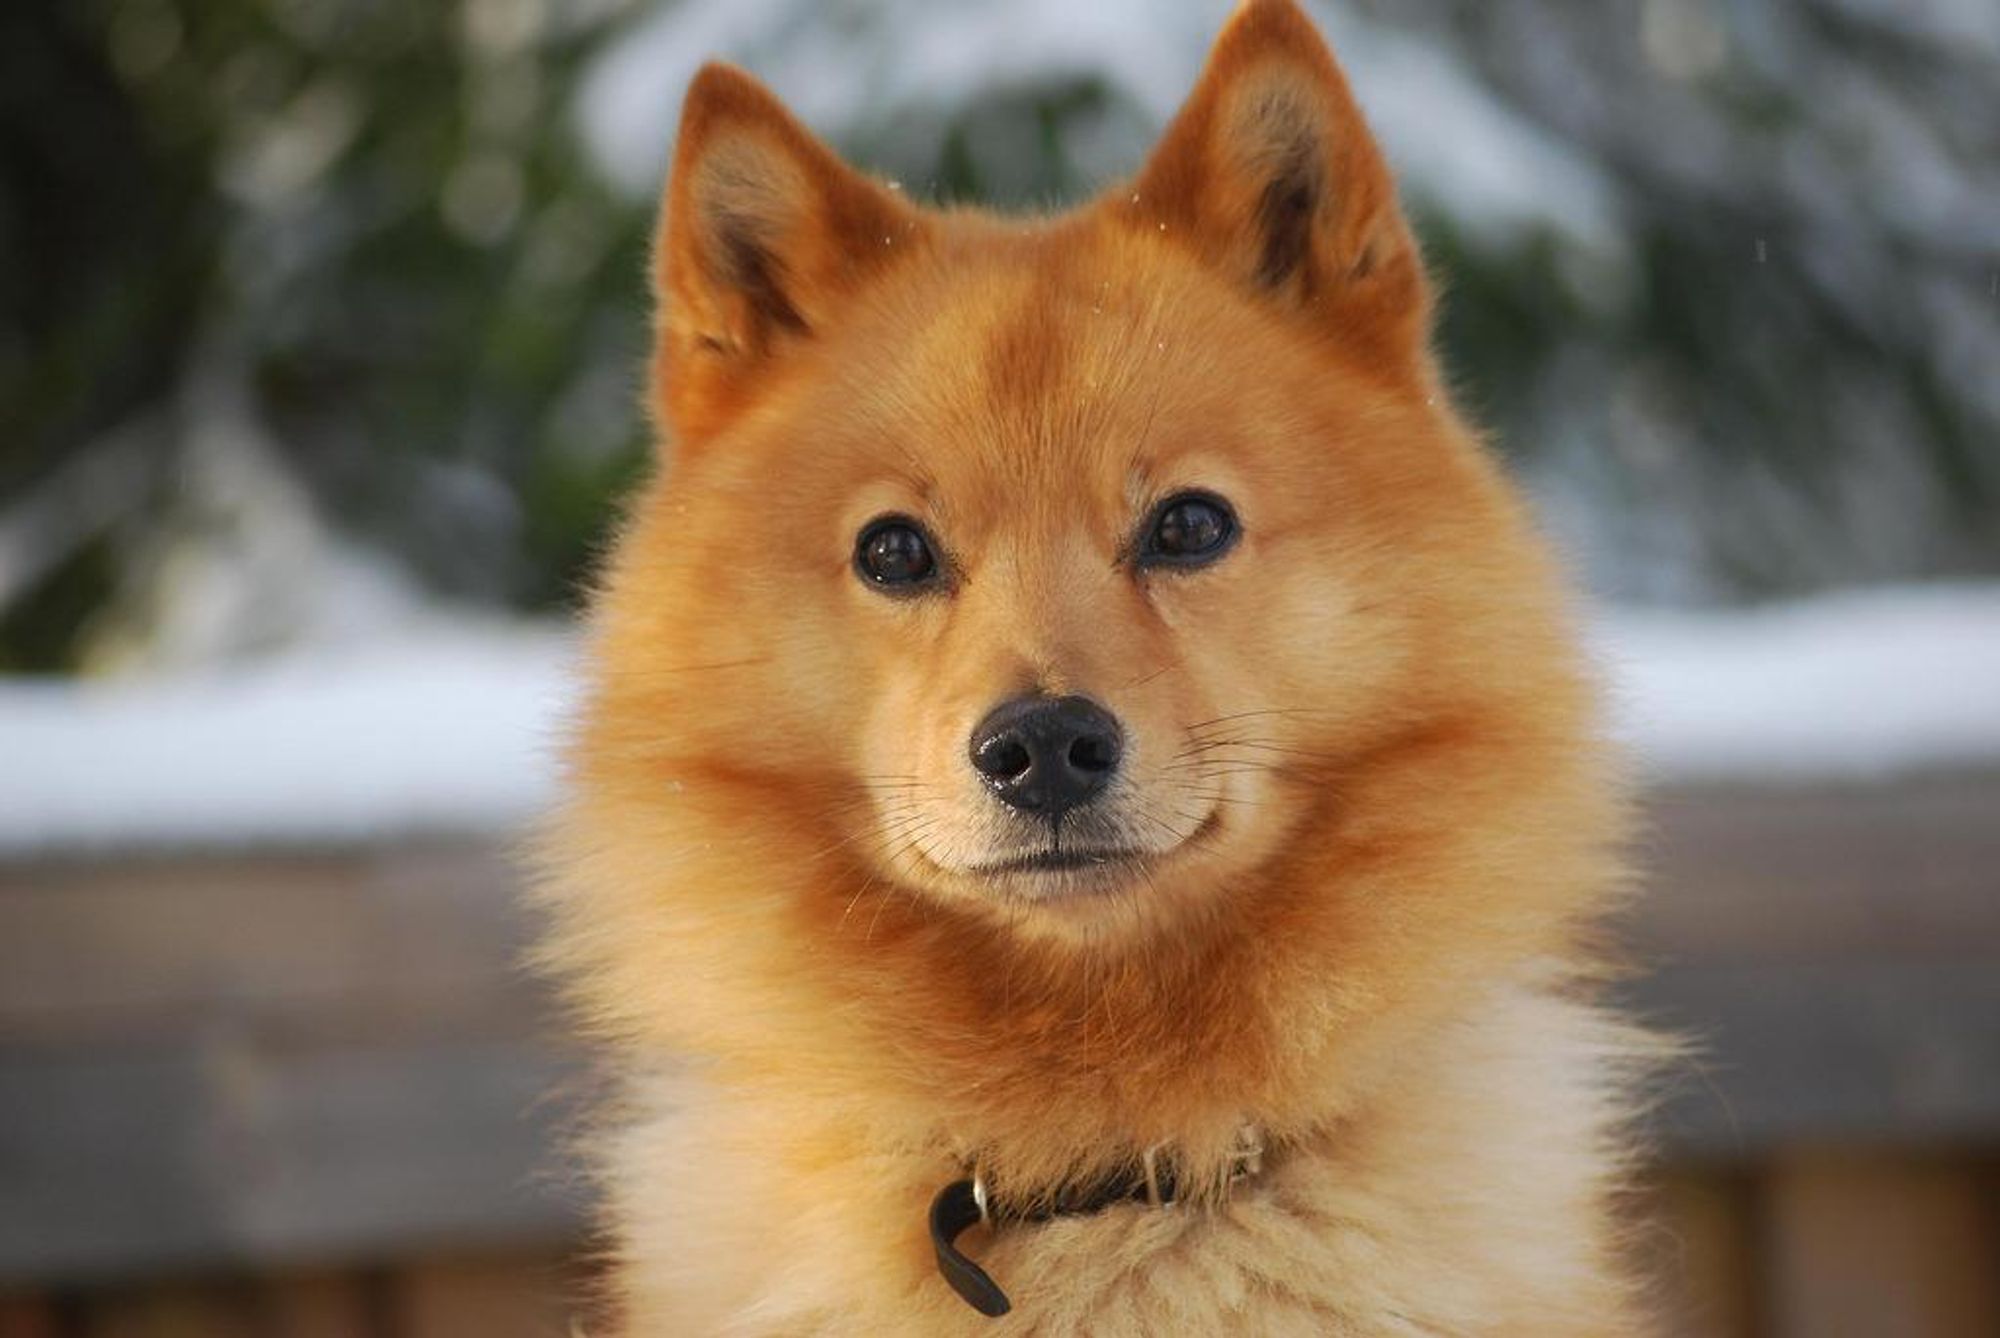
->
[3,775,1997,1336]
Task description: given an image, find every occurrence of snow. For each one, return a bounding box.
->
[1599,584,2000,784]
[2,586,1998,855]
[574,0,1624,253]
[0,625,575,854]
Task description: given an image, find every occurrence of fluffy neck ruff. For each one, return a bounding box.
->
[538,702,1624,1206]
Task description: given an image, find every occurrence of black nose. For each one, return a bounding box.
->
[968,695,1124,816]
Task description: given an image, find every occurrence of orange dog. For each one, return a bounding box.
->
[537,1,1651,1331]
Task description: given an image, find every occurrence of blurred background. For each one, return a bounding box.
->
[2,0,1996,1334]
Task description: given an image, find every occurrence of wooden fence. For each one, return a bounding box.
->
[3,776,1997,1335]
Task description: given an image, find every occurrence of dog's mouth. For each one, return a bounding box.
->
[966,845,1151,878]
[959,810,1223,899]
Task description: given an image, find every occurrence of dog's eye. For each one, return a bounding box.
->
[855,516,939,589]
[1141,492,1238,566]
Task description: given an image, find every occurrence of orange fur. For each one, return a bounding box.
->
[535,2,1655,1332]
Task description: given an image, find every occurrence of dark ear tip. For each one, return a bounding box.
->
[1232,0,1308,20]
[1225,0,1324,43]
[685,60,761,100]
[679,61,790,138]
[1215,0,1340,79]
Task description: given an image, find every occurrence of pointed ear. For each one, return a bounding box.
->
[1120,0,1430,362]
[652,63,921,442]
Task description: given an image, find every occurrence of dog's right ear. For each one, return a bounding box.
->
[652,63,922,443]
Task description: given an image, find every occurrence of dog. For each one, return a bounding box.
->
[536,1,1652,1331]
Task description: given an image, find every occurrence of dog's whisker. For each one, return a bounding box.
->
[807,802,939,862]
[861,812,942,855]
[836,816,946,940]
[634,655,778,677]
[866,829,942,941]
[1169,736,1338,766]
[835,875,881,936]
[1131,802,1199,847]
[1179,706,1329,733]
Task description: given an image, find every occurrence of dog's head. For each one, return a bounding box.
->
[576,1,1603,956]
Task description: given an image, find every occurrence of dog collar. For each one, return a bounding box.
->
[928,1127,1265,1317]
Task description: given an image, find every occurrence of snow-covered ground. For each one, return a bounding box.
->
[2,586,1997,855]
[0,625,575,855]
[1598,584,2000,784]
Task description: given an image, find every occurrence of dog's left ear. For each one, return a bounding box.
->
[1120,0,1430,365]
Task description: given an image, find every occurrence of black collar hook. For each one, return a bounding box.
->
[929,1177,1012,1317]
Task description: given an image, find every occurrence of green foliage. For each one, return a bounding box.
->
[4,0,1996,670]
[3,0,656,668]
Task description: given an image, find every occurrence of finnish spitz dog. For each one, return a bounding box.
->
[537,1,1651,1331]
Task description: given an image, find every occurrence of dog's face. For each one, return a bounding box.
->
[584,2,1575,946]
